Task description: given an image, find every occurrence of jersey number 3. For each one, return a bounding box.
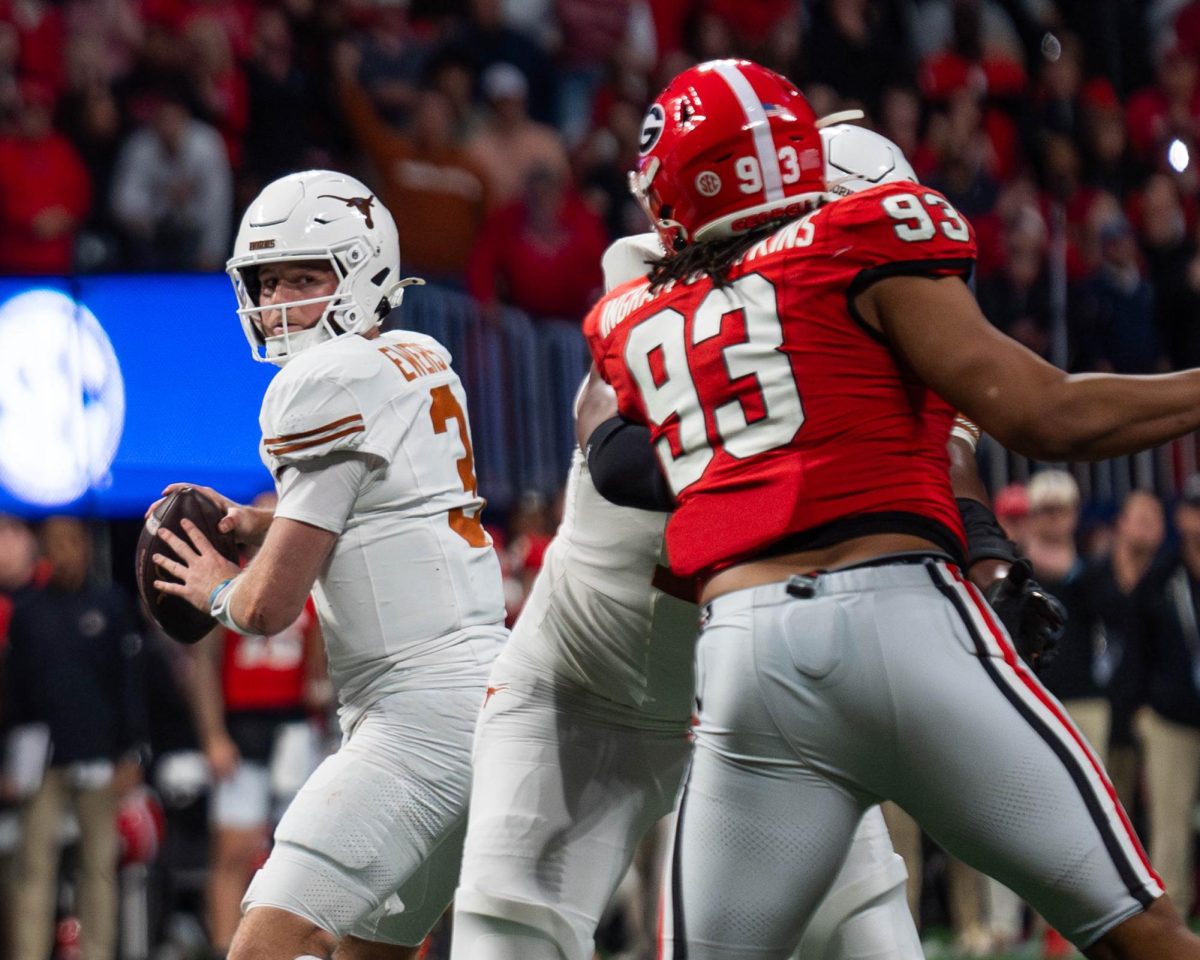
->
[428,384,490,548]
[624,273,804,493]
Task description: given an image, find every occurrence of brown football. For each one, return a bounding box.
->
[136,487,239,644]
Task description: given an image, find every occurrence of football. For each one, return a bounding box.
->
[136,487,239,644]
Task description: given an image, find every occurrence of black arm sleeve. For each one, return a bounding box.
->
[957,497,1021,568]
[585,416,675,513]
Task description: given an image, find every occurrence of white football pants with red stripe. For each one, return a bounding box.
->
[659,557,1163,959]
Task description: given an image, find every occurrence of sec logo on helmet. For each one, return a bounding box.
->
[695,171,722,197]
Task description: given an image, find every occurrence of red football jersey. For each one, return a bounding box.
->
[585,181,976,580]
[222,597,316,712]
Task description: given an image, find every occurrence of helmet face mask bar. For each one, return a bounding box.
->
[229,244,363,364]
[226,170,417,366]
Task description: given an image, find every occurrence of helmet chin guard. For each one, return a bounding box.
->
[226,170,417,366]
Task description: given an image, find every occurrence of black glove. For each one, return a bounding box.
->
[984,559,1067,673]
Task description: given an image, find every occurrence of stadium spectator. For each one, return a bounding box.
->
[808,0,913,115]
[1026,470,1113,762]
[466,62,568,207]
[425,48,485,141]
[976,199,1054,356]
[439,0,558,126]
[1071,211,1164,373]
[580,101,651,240]
[0,515,38,641]
[182,15,248,168]
[1124,41,1200,170]
[343,0,428,129]
[61,0,144,85]
[334,41,489,281]
[1137,173,1200,369]
[1031,31,1086,142]
[109,86,233,271]
[1079,490,1167,813]
[1132,476,1200,919]
[467,162,607,322]
[57,80,125,271]
[1080,77,1137,196]
[238,6,320,206]
[5,517,147,960]
[925,90,1002,219]
[993,482,1030,547]
[1,0,66,95]
[555,0,637,145]
[0,79,91,274]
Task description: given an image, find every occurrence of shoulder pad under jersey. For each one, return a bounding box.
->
[819,180,977,280]
[601,232,664,292]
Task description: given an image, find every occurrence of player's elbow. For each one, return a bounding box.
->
[992,402,1110,462]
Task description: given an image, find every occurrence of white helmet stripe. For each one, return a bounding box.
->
[711,61,784,202]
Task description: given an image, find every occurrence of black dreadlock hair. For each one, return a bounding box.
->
[646,205,821,292]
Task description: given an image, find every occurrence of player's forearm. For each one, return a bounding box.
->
[228,571,307,637]
[228,518,336,636]
[1020,369,1200,461]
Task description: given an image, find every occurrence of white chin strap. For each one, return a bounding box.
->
[264,324,331,362]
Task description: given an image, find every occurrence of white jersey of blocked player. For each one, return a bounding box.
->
[500,449,696,722]
[259,330,506,709]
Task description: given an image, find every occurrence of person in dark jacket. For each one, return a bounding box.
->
[1077,491,1165,812]
[5,517,146,960]
[1132,477,1200,919]
[1026,470,1114,760]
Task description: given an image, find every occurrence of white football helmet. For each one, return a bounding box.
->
[226,170,421,365]
[820,124,918,196]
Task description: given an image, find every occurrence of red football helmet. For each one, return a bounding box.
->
[117,787,166,867]
[631,59,824,250]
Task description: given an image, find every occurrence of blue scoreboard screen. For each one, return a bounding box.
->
[0,274,277,518]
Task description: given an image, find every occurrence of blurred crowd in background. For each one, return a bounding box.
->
[3,0,1200,367]
[9,0,1200,957]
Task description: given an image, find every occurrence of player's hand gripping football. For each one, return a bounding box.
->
[152,521,242,614]
[984,559,1067,673]
[146,483,272,547]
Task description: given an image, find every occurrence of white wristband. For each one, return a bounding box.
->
[209,575,251,635]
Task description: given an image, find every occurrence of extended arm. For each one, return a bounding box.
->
[858,274,1200,461]
[186,627,240,780]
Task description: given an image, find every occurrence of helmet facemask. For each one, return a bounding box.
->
[227,170,421,367]
[230,245,364,363]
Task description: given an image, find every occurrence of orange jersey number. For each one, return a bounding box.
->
[428,384,490,548]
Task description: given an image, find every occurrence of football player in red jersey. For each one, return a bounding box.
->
[585,59,1200,960]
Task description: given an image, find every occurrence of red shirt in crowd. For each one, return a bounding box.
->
[0,132,91,274]
[221,598,317,713]
[467,190,608,321]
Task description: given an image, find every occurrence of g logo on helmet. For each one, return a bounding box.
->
[694,171,722,197]
[639,104,665,155]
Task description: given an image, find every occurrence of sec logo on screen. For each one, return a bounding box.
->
[0,289,125,506]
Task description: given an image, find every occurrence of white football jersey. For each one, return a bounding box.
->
[259,330,506,707]
[500,449,696,722]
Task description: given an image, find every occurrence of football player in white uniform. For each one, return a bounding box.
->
[449,126,1026,960]
[150,170,507,960]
